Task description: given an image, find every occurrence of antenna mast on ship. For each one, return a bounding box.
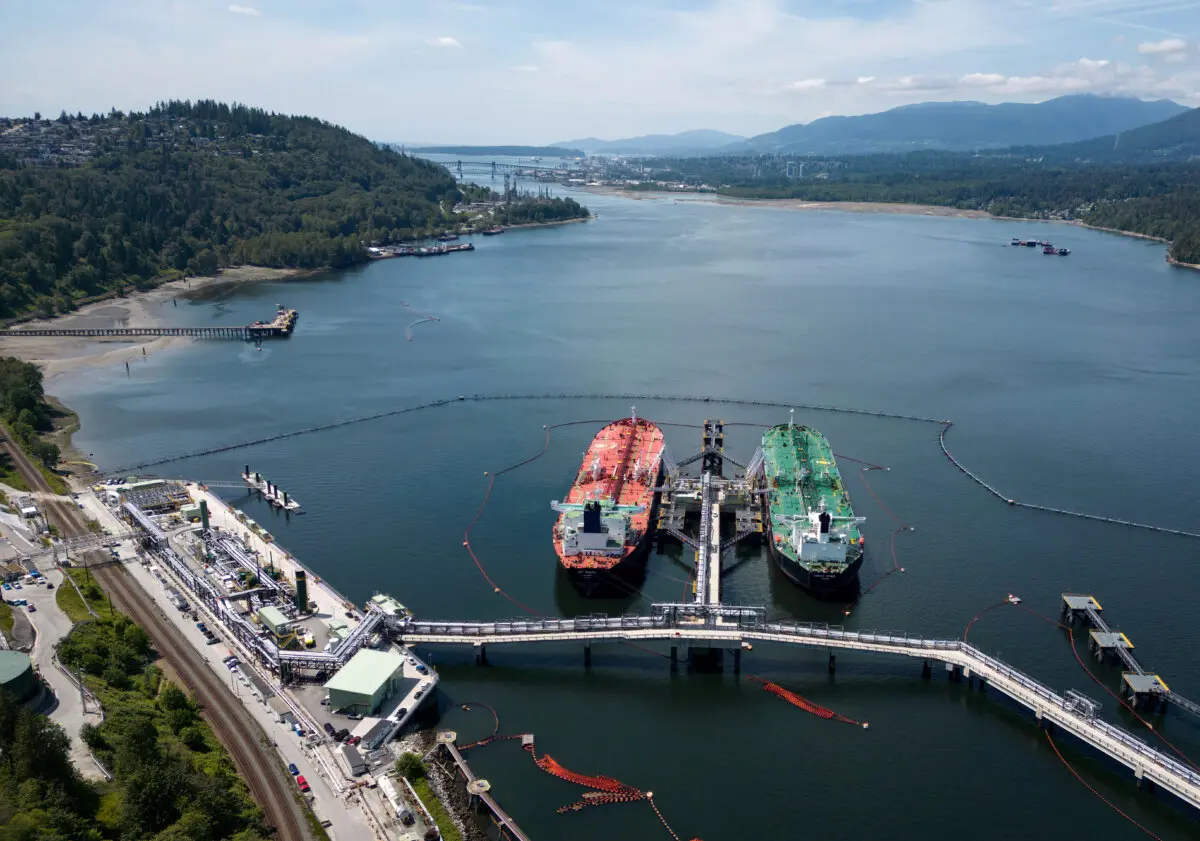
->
[631,405,637,424]
[789,408,795,430]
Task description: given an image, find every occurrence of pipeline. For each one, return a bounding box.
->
[749,676,869,728]
[939,422,1200,539]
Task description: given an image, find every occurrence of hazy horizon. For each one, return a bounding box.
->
[2,0,1198,144]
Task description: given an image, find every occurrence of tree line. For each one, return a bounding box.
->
[0,356,60,467]
[0,100,466,319]
[0,609,270,841]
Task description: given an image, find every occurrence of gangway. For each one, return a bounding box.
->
[394,604,1200,813]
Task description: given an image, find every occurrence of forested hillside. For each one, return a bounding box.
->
[0,100,462,319]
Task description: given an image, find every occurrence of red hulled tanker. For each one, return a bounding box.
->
[551,413,665,595]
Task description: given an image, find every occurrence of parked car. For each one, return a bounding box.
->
[335,728,349,742]
[288,763,299,776]
[320,695,329,706]
[12,583,20,590]
[397,707,408,717]
[346,712,362,721]
[414,690,424,700]
[45,582,53,590]
[2,583,10,591]
[323,722,335,735]
[416,665,428,675]
[27,604,36,612]
[346,735,361,746]
[296,775,310,793]
[399,809,414,827]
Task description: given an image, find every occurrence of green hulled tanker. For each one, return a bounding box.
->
[761,421,865,597]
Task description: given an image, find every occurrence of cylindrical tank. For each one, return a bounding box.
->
[295,569,308,613]
[0,651,37,705]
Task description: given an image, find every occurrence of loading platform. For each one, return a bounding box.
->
[1062,593,1200,716]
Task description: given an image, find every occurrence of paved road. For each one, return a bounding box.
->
[23,567,106,779]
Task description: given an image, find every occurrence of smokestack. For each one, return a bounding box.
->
[283,491,289,506]
[245,464,249,476]
[200,499,210,532]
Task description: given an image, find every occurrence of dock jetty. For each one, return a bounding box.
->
[0,304,298,342]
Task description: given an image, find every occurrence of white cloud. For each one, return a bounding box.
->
[1138,37,1187,53]
[426,36,462,48]
[1075,57,1110,69]
[855,76,876,84]
[512,65,539,72]
[227,4,260,16]
[785,78,826,91]
[960,72,1006,86]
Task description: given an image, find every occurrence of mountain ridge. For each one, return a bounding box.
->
[729,94,1187,156]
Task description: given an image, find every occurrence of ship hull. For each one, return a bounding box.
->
[554,417,666,597]
[762,500,863,598]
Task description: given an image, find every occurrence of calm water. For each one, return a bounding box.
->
[56,188,1200,840]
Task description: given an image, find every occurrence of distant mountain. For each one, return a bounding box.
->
[409,145,585,158]
[1041,105,1200,162]
[555,129,746,156]
[733,95,1188,156]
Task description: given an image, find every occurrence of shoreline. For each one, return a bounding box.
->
[580,185,1198,266]
[0,266,307,384]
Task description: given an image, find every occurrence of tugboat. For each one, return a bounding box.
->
[482,225,504,236]
[1057,247,1070,256]
[1043,244,1057,254]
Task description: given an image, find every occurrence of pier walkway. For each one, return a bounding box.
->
[0,306,298,342]
[397,606,1200,812]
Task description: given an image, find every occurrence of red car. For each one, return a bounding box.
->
[296,775,310,793]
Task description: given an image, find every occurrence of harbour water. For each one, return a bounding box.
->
[55,188,1200,840]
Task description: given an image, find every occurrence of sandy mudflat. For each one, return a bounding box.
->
[0,266,303,381]
[579,185,991,218]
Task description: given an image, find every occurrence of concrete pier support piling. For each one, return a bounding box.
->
[732,648,741,674]
[921,660,932,680]
[670,646,678,671]
[828,652,837,675]
[583,643,591,668]
[474,644,488,667]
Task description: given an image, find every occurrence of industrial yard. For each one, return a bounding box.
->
[34,475,449,841]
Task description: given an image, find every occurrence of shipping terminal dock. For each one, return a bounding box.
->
[61,413,1200,831]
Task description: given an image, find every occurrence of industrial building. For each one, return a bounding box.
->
[0,651,37,705]
[323,649,405,715]
[257,606,292,638]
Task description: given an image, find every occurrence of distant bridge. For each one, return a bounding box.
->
[453,160,574,176]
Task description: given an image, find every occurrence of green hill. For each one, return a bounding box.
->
[1042,106,1200,162]
[0,100,462,319]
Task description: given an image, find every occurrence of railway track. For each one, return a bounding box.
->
[96,567,310,841]
[5,434,310,841]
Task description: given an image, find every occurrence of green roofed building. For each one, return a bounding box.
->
[323,649,405,715]
[257,606,290,637]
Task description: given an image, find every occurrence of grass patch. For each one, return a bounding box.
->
[294,791,332,841]
[40,464,69,495]
[0,600,12,637]
[56,569,109,623]
[411,776,464,841]
[0,452,30,492]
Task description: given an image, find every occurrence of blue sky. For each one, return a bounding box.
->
[1,0,1197,142]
